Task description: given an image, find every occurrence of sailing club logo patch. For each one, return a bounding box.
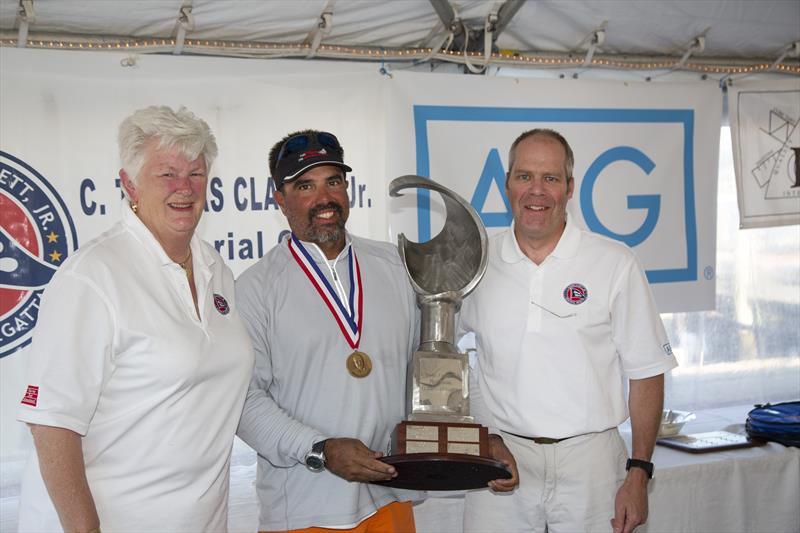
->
[563,283,588,305]
[213,293,230,315]
[1,151,78,358]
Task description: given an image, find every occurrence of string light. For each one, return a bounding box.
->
[1,37,798,75]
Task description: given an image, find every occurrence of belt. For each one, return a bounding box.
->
[507,432,570,445]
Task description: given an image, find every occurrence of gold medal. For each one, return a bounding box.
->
[346,351,372,378]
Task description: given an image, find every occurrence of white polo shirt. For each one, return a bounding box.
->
[17,201,254,532]
[460,218,677,439]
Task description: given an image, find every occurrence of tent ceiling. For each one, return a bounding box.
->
[1,0,798,73]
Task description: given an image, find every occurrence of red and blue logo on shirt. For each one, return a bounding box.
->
[213,293,230,315]
[563,283,588,305]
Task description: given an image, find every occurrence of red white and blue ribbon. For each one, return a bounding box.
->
[288,234,363,349]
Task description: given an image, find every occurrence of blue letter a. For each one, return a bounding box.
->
[471,148,512,227]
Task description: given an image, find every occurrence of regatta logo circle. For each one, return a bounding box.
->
[563,283,588,305]
[0,151,78,358]
[213,293,230,315]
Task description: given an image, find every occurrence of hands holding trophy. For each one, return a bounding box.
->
[376,175,513,490]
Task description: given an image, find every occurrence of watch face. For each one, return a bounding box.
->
[306,454,324,471]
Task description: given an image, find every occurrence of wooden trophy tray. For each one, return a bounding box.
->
[373,420,512,490]
[376,452,512,490]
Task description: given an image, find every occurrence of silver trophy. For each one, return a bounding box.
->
[375,175,511,491]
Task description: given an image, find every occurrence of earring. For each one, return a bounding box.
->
[131,203,138,214]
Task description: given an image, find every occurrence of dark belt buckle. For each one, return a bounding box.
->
[532,436,565,445]
[506,431,569,445]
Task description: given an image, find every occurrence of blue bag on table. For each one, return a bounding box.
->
[746,401,800,447]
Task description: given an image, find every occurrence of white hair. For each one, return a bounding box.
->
[118,105,218,195]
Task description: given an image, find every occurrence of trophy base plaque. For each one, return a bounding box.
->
[376,453,511,491]
[375,420,512,490]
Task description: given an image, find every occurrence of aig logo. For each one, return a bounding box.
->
[0,151,78,358]
[413,105,698,285]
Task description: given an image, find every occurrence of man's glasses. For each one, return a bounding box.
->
[276,132,342,164]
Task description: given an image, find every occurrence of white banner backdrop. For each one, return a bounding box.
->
[728,78,800,228]
[0,48,391,458]
[0,48,721,459]
[385,72,721,314]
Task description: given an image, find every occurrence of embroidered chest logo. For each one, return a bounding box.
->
[0,151,78,358]
[213,293,230,315]
[563,283,588,305]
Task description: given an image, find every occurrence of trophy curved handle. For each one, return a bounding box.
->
[389,175,488,298]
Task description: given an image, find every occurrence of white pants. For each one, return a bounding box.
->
[463,428,628,533]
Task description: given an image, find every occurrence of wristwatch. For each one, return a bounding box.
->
[305,439,328,472]
[626,458,654,479]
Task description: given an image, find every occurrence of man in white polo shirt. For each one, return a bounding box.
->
[460,129,677,533]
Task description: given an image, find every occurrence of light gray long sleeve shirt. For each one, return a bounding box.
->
[236,232,421,530]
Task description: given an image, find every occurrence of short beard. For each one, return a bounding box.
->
[307,202,346,243]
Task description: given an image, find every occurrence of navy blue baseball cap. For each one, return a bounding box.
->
[273,131,352,189]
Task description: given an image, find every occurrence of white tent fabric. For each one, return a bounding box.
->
[1,0,798,72]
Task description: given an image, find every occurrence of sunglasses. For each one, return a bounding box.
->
[276,132,342,164]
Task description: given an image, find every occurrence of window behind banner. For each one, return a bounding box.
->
[661,127,800,410]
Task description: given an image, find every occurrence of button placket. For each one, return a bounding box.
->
[195,264,214,336]
[173,264,202,325]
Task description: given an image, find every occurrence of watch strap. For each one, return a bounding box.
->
[312,439,328,455]
[626,458,654,479]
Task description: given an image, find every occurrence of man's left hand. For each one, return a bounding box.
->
[486,433,519,492]
[611,468,649,533]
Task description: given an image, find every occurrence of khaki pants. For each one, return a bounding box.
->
[463,428,628,533]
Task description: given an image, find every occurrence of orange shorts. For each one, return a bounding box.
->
[259,501,416,533]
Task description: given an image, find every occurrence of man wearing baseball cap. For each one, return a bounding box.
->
[236,130,422,532]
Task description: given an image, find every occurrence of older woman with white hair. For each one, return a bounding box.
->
[17,106,254,532]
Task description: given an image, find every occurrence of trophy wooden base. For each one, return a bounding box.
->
[376,453,512,490]
[372,420,512,490]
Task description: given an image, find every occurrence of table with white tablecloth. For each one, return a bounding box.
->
[635,405,798,532]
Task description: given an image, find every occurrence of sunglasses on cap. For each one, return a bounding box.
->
[276,132,342,165]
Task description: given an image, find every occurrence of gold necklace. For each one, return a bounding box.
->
[178,250,193,277]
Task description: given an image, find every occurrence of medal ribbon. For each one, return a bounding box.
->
[288,234,363,349]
